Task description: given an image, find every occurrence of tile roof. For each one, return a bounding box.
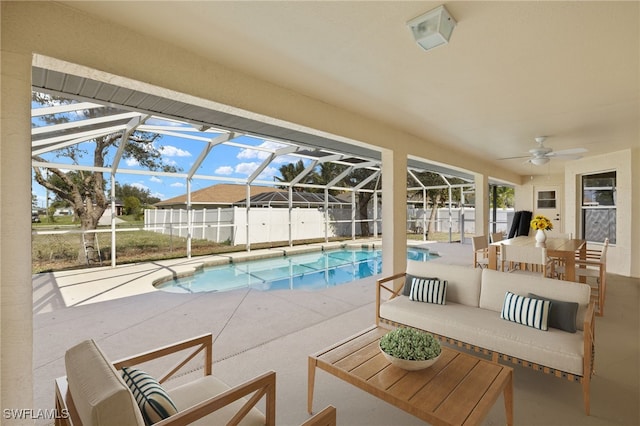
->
[155,184,284,206]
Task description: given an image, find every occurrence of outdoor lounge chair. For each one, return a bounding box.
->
[55,333,335,426]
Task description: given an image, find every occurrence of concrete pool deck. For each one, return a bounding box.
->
[33,240,639,425]
[35,238,432,307]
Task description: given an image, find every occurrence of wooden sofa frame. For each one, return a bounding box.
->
[375,272,596,415]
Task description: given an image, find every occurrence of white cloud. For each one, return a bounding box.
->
[150,176,162,183]
[273,154,301,165]
[170,182,185,188]
[125,158,139,167]
[215,166,234,175]
[257,166,279,180]
[237,141,288,162]
[159,145,192,157]
[234,163,280,180]
[235,162,259,175]
[151,191,164,199]
[131,182,149,191]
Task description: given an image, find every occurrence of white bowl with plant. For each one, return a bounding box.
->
[379,327,442,370]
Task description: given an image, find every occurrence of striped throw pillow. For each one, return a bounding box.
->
[121,367,178,425]
[501,292,551,331]
[409,278,447,304]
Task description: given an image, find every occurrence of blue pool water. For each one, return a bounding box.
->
[156,247,436,293]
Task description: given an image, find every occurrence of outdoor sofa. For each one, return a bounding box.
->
[376,260,595,415]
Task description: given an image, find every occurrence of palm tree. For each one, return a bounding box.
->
[274,160,308,191]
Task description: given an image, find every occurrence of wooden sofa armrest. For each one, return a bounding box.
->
[154,371,276,426]
[300,405,336,426]
[376,272,406,325]
[581,301,596,416]
[113,334,213,383]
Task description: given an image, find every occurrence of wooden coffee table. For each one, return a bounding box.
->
[308,326,513,426]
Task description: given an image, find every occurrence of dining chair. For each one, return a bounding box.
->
[499,244,554,277]
[472,236,489,268]
[556,238,609,316]
[490,232,504,243]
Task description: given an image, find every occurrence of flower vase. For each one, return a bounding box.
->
[535,229,547,246]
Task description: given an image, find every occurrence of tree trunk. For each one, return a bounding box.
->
[357,192,372,237]
[76,193,106,263]
[427,193,441,236]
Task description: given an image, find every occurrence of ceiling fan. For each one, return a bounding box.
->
[501,136,588,165]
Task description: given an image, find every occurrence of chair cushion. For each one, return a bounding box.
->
[409,278,447,304]
[501,292,550,331]
[65,340,144,426]
[121,367,178,425]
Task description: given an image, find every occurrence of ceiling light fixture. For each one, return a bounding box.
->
[407,5,456,51]
[530,157,550,166]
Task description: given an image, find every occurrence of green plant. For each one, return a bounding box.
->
[379,328,441,361]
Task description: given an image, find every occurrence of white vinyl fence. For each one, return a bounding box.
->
[145,206,514,245]
[144,206,381,245]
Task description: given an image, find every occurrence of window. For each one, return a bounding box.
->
[581,171,616,243]
[537,190,556,209]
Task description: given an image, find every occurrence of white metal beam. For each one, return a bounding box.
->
[111,115,149,174]
[32,129,121,156]
[354,170,380,190]
[31,111,141,135]
[32,124,127,148]
[31,102,104,117]
[247,153,276,183]
[290,159,318,186]
[187,133,235,179]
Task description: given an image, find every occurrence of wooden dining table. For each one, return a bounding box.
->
[488,235,587,282]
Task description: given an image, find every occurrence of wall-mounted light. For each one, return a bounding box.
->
[407,5,456,51]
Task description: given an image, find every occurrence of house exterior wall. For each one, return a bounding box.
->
[514,152,637,277]
[564,150,636,277]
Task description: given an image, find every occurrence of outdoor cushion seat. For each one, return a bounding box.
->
[376,260,596,415]
[55,334,276,426]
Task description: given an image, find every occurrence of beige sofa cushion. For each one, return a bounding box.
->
[167,375,265,426]
[65,340,144,426]
[479,269,591,330]
[406,261,482,307]
[379,297,585,375]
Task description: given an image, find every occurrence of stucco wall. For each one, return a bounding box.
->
[1,1,638,419]
[565,150,635,277]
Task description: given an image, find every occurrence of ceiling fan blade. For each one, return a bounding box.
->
[547,147,588,157]
[551,154,584,160]
[498,155,531,160]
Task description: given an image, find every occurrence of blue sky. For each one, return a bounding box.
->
[32,113,301,207]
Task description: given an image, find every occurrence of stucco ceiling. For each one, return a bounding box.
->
[59,1,639,177]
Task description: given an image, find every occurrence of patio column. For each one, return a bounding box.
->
[474,173,489,239]
[0,45,34,417]
[381,148,407,278]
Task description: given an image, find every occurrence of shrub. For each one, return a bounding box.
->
[379,327,441,361]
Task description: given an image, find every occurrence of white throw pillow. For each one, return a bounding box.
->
[501,291,550,331]
[409,278,447,305]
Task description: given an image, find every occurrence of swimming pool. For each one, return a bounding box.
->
[155,247,436,293]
